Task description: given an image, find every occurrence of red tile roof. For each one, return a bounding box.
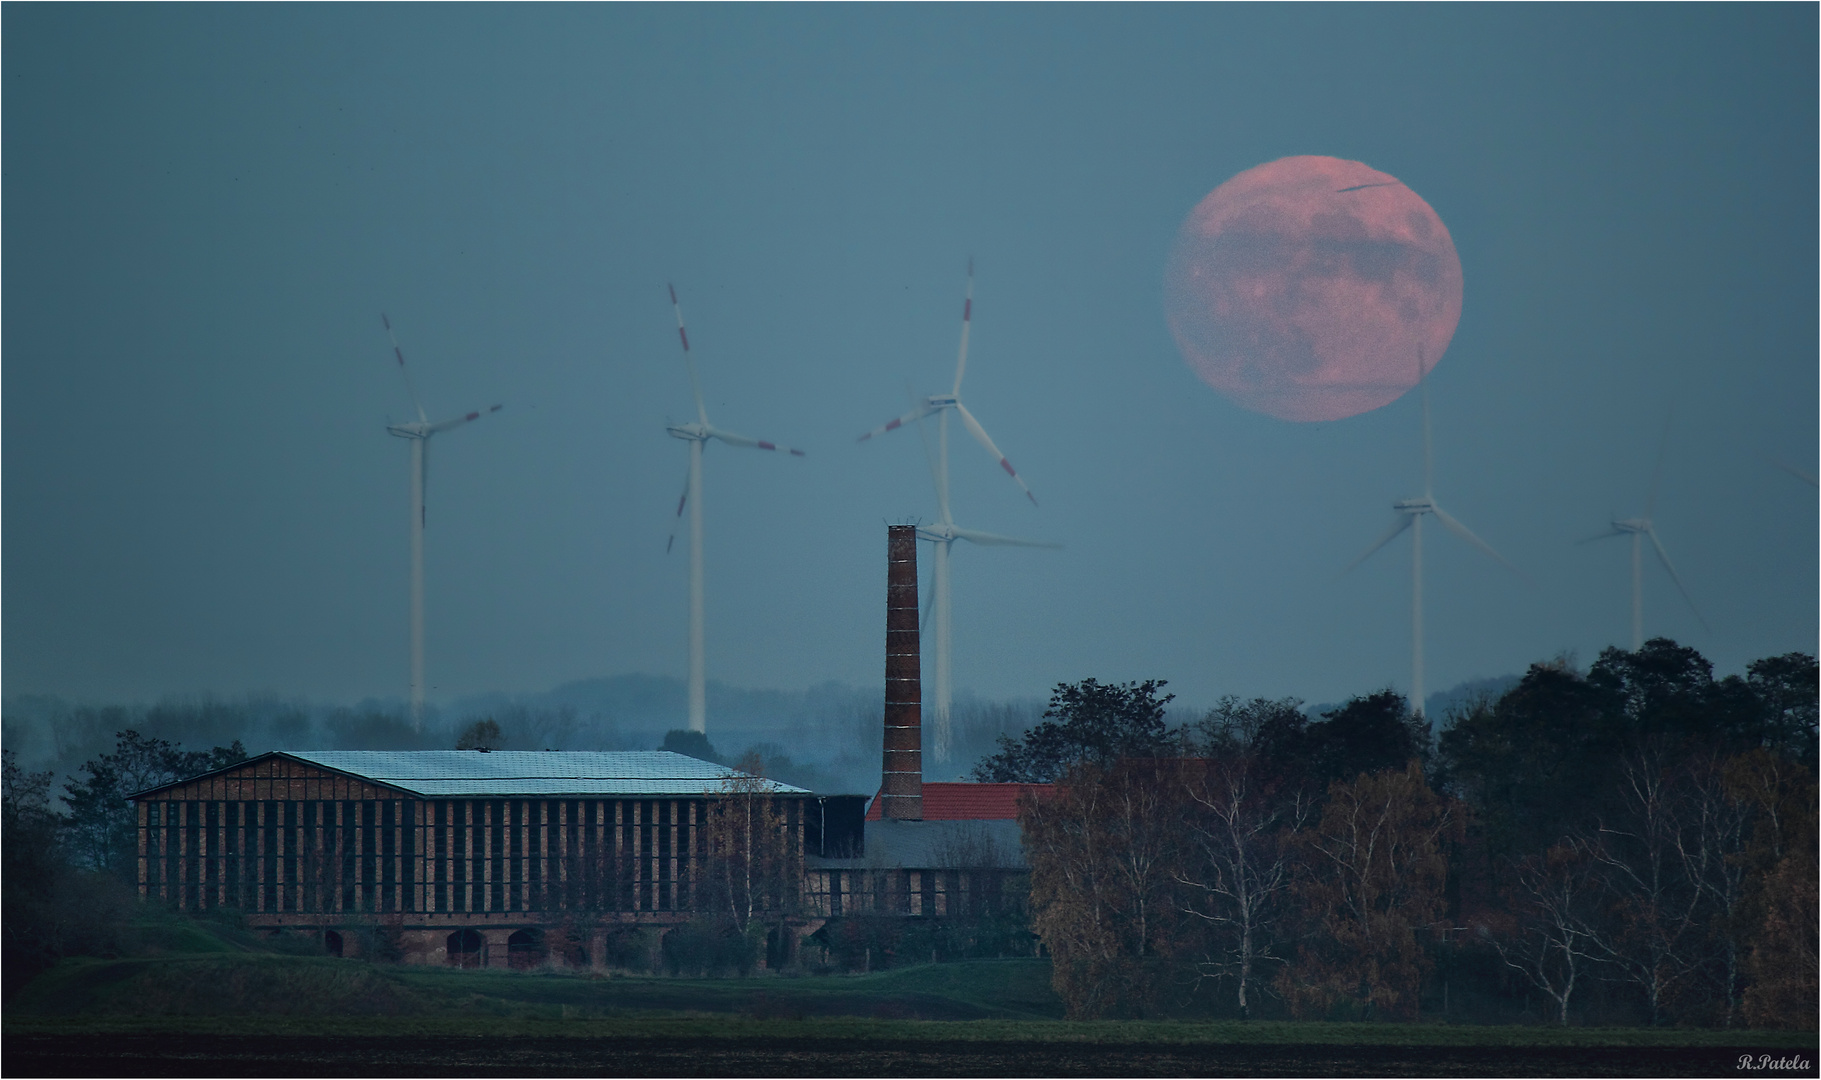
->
[865,781,1052,821]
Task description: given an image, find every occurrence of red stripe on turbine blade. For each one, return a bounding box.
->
[668,284,677,304]
[382,314,391,330]
[758,441,776,451]
[789,448,805,457]
[1027,491,1039,506]
[675,494,686,516]
[1000,458,1016,477]
[678,328,690,351]
[394,347,406,365]
[964,299,971,321]
[885,419,901,431]
[490,404,502,412]
[465,412,480,421]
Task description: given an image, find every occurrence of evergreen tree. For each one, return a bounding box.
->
[973,679,1176,783]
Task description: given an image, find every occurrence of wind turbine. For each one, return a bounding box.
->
[858,261,1058,763]
[664,284,805,736]
[1345,353,1517,719]
[381,314,502,730]
[1579,435,1706,650]
[1768,456,1818,487]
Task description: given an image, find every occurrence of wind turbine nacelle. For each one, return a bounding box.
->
[1613,517,1650,533]
[667,422,708,441]
[926,395,958,409]
[387,422,429,440]
[1392,497,1434,514]
[917,526,959,542]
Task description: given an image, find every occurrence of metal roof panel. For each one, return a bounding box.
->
[277,750,810,797]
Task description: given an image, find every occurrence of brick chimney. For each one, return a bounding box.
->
[880,524,922,820]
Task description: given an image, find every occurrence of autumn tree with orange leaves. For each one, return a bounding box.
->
[1278,762,1461,1021]
[1020,758,1189,1018]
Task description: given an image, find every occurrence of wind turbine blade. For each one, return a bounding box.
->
[705,425,806,456]
[1430,504,1522,575]
[1646,527,1708,629]
[952,258,974,396]
[382,313,429,424]
[665,468,689,554]
[953,402,1037,505]
[857,401,939,443]
[1767,456,1818,487]
[1576,525,1627,545]
[427,403,503,435]
[948,526,1062,549]
[1343,514,1412,574]
[668,283,708,426]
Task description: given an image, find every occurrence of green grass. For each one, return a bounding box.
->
[10,1010,1817,1050]
[7,927,1813,1050]
[7,949,1062,1024]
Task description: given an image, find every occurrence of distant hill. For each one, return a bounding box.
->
[13,674,1538,797]
[0,677,896,801]
[1300,673,1523,732]
[1424,674,1522,726]
[447,674,878,739]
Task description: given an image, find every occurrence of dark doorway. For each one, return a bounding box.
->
[448,928,484,968]
[507,929,544,970]
[324,930,343,957]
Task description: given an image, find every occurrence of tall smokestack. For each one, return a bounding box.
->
[881,524,923,820]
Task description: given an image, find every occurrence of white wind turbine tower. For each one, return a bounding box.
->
[663,284,805,735]
[1579,436,1707,650]
[381,314,502,730]
[1346,355,1517,719]
[858,261,1058,763]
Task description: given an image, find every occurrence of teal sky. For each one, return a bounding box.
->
[5,5,1814,715]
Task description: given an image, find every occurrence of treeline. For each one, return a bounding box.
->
[2,730,251,993]
[1,687,1049,801]
[991,641,1817,1027]
[0,695,641,790]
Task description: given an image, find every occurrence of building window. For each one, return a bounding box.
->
[448,928,483,968]
[507,928,543,970]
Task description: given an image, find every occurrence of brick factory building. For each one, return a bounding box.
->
[130,525,1049,968]
[130,748,852,966]
[131,751,1043,967]
[806,783,1048,921]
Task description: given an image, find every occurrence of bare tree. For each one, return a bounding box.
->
[1666,752,1754,1026]
[699,752,798,936]
[1487,840,1602,1025]
[1176,750,1307,1018]
[1584,750,1706,1026]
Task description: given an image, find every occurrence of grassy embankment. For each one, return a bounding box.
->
[7,914,1815,1051]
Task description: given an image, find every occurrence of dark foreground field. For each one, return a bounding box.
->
[6,923,1814,1079]
[7,1029,1816,1078]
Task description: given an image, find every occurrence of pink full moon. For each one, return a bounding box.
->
[1164,156,1463,422]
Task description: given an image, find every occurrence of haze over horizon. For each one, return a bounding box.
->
[5,7,1814,723]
